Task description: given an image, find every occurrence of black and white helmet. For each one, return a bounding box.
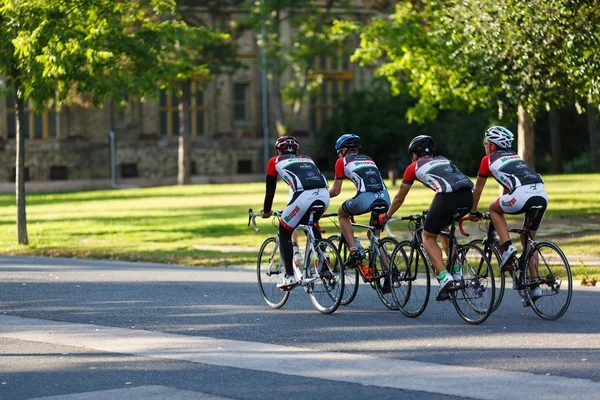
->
[484,126,514,149]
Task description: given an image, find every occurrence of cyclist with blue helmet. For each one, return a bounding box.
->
[329,134,390,268]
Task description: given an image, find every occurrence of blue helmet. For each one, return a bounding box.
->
[335,134,361,151]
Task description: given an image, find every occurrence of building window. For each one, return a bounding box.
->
[234,83,249,121]
[310,51,353,132]
[159,82,207,137]
[6,92,58,140]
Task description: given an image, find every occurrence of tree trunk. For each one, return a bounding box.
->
[549,108,563,173]
[270,60,287,136]
[14,81,29,245]
[587,103,599,172]
[518,105,535,168]
[177,80,191,185]
[264,0,336,136]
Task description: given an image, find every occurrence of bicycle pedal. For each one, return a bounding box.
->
[279,283,298,292]
[436,291,451,302]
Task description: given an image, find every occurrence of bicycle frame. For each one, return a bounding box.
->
[471,214,541,291]
[294,220,331,287]
[249,207,330,288]
[323,213,388,280]
[386,214,433,278]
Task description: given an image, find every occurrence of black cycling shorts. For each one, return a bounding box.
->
[424,188,474,234]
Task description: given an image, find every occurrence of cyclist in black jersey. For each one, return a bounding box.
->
[380,135,474,301]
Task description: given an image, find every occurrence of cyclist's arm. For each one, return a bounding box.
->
[262,174,277,213]
[386,182,411,218]
[471,175,487,213]
[329,157,345,198]
[472,156,490,213]
[329,178,342,198]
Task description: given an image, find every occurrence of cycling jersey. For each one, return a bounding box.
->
[402,156,474,193]
[334,154,386,193]
[267,154,328,192]
[478,150,543,194]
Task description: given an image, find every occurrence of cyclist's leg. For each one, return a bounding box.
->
[489,200,510,244]
[423,193,455,276]
[279,190,327,284]
[278,224,294,277]
[337,206,356,248]
[421,231,444,274]
[490,191,521,267]
[521,193,548,283]
[339,193,372,266]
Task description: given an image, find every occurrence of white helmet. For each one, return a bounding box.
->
[484,126,514,149]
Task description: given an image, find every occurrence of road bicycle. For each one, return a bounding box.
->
[386,208,496,325]
[466,208,572,320]
[322,212,399,310]
[248,206,344,314]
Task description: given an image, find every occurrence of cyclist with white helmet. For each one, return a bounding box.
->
[329,134,390,268]
[380,135,474,301]
[471,126,547,302]
[260,136,330,288]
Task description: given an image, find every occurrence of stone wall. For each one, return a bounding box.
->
[1,138,265,183]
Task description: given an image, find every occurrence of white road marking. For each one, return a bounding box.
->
[30,385,232,400]
[1,314,597,400]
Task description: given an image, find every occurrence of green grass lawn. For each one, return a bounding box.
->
[1,174,599,277]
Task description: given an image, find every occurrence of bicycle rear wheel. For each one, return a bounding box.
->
[371,237,400,310]
[451,244,495,325]
[390,241,431,318]
[328,234,359,306]
[470,239,504,313]
[257,237,290,309]
[523,241,572,321]
[306,239,344,314]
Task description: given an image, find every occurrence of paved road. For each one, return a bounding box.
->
[1,256,599,400]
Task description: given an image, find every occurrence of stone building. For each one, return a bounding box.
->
[0,1,380,189]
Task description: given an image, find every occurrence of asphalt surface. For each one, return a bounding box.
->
[1,256,599,399]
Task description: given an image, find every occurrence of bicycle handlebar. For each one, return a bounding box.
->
[248,208,283,232]
[457,214,489,236]
[384,215,423,238]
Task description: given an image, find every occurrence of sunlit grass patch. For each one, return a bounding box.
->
[0,174,598,267]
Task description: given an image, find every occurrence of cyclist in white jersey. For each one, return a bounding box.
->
[470,126,548,302]
[260,136,330,288]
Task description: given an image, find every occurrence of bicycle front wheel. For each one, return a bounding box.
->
[328,234,359,306]
[257,237,290,309]
[306,239,344,314]
[390,241,431,318]
[451,244,495,325]
[372,237,400,310]
[523,241,572,321]
[470,239,504,313]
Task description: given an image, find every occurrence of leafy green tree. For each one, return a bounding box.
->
[317,88,491,178]
[244,0,351,135]
[346,1,600,167]
[0,0,236,244]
